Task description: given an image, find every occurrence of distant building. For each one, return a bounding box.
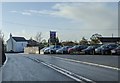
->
[6,34,28,52]
[27,38,39,47]
[98,37,120,44]
[24,39,40,54]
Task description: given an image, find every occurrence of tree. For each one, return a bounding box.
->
[56,37,59,44]
[90,33,102,40]
[0,30,4,41]
[90,33,102,44]
[74,40,78,45]
[61,41,76,46]
[0,30,6,65]
[48,37,60,45]
[79,37,88,45]
[35,32,43,43]
[41,39,48,47]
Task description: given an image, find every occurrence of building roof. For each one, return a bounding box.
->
[98,37,120,43]
[12,37,27,42]
[27,39,39,46]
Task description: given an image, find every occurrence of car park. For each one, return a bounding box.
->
[68,45,88,54]
[56,46,72,54]
[111,46,120,55]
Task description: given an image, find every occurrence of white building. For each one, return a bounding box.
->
[6,34,28,52]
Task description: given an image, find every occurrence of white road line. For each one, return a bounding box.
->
[26,57,95,83]
[50,63,94,82]
[41,62,83,82]
[41,62,95,83]
[55,56,120,71]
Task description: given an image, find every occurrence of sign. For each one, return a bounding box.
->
[50,31,56,39]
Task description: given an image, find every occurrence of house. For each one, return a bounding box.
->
[98,37,120,44]
[6,34,28,52]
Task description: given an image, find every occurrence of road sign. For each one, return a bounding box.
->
[50,31,56,39]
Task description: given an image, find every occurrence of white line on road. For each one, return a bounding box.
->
[55,56,120,71]
[49,63,94,82]
[26,56,95,83]
[41,62,95,83]
[41,62,83,82]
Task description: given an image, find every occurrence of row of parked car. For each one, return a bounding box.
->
[40,43,120,55]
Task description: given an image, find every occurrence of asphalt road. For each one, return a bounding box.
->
[53,55,119,68]
[1,53,119,82]
[2,54,74,81]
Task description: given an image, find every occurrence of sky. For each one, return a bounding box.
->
[1,2,119,42]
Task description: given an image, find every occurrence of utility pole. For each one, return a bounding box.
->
[112,33,113,38]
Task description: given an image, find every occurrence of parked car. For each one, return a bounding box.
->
[44,46,55,54]
[40,47,48,54]
[101,44,118,55]
[50,45,62,54]
[68,45,88,54]
[81,45,101,55]
[95,44,118,55]
[95,44,108,54]
[111,46,120,55]
[56,46,72,54]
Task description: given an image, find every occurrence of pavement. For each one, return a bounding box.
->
[0,53,119,82]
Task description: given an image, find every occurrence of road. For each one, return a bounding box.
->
[54,55,119,68]
[0,53,119,82]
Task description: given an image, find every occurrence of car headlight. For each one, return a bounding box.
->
[95,49,97,51]
[111,50,115,53]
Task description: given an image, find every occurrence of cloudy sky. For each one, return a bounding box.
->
[1,2,118,42]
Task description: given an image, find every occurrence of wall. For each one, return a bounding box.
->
[15,42,28,52]
[24,47,39,54]
[6,38,16,52]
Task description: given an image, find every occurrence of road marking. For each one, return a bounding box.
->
[41,62,83,82]
[25,56,95,83]
[55,56,120,71]
[41,61,95,83]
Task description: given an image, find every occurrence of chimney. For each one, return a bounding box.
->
[10,33,12,38]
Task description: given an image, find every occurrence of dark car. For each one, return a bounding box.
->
[95,44,108,54]
[56,46,72,54]
[111,46,120,55]
[101,44,118,55]
[68,45,88,54]
[82,45,101,55]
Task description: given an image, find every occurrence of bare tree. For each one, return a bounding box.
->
[35,32,43,43]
